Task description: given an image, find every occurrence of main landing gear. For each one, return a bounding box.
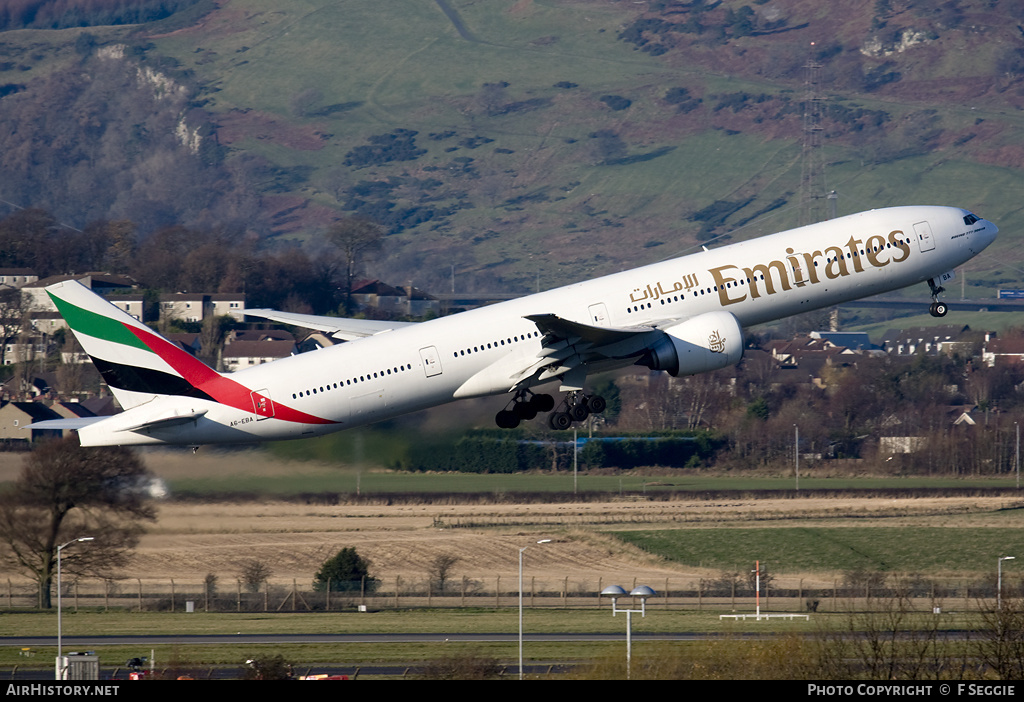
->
[494,390,607,429]
[927,278,948,318]
[547,391,606,431]
[495,390,556,429]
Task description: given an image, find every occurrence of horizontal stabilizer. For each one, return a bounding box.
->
[243,309,416,341]
[30,409,210,435]
[116,409,208,433]
[25,417,108,431]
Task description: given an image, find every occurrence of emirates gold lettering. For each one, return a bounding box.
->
[800,250,823,284]
[823,245,849,279]
[708,265,747,305]
[744,261,792,299]
[865,235,888,267]
[888,230,910,262]
[697,230,912,308]
[785,248,807,287]
[845,236,865,273]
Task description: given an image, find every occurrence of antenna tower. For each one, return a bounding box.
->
[799,46,828,226]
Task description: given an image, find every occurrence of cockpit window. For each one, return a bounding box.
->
[963,213,980,225]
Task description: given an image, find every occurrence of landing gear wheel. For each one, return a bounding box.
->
[514,402,537,421]
[495,409,520,429]
[549,411,572,430]
[569,403,590,422]
[532,394,555,413]
[927,277,949,318]
[586,395,607,414]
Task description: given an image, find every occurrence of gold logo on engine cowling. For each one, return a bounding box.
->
[709,329,726,353]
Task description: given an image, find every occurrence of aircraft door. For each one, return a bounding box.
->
[914,221,935,252]
[588,303,610,327]
[419,346,443,377]
[251,389,275,420]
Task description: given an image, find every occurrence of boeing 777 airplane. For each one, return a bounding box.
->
[37,205,996,446]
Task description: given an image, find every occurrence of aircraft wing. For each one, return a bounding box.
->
[524,313,657,347]
[243,309,417,341]
[513,313,668,387]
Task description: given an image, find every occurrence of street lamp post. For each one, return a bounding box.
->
[56,537,93,680]
[794,424,799,491]
[998,556,1015,610]
[601,584,656,680]
[519,539,551,680]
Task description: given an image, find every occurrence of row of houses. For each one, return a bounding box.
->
[16,273,248,323]
[766,326,1024,369]
[0,270,449,372]
[5,271,439,323]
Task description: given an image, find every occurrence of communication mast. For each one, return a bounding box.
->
[799,44,828,226]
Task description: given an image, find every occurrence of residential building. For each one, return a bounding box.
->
[350,279,440,317]
[222,339,296,371]
[0,401,62,443]
[22,273,137,312]
[880,325,971,356]
[160,292,246,324]
[160,293,209,323]
[0,268,38,290]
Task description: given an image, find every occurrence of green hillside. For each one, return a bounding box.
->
[1,0,1022,296]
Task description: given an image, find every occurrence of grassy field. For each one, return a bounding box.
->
[158,449,1024,496]
[612,526,1024,576]
[0,607,983,673]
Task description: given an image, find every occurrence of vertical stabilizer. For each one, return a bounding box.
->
[46,281,221,410]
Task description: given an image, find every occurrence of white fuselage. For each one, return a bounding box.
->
[78,205,997,446]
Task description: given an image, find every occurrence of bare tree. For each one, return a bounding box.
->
[428,553,461,593]
[0,436,156,608]
[976,596,1024,679]
[324,218,384,314]
[239,559,272,593]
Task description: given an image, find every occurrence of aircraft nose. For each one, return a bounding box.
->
[984,219,998,245]
[974,219,998,253]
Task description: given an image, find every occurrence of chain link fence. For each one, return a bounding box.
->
[4,575,1016,613]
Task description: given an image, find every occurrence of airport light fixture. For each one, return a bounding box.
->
[601,584,656,680]
[56,537,94,680]
[998,556,1015,610]
[519,539,552,680]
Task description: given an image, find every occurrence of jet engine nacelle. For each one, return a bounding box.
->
[642,311,744,377]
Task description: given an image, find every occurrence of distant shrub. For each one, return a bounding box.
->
[344,129,426,167]
[599,94,632,111]
[0,0,207,30]
[313,547,380,593]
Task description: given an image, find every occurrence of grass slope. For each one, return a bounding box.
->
[142,0,1024,289]
[2,1,1021,299]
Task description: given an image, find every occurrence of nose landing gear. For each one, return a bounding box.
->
[928,278,948,318]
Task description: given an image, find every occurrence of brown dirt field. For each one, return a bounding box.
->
[2,450,1019,592]
[132,493,1019,593]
